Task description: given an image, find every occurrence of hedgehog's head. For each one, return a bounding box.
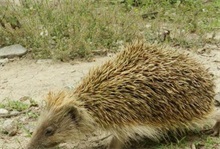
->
[27,91,95,149]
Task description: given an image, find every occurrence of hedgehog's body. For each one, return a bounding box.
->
[27,41,219,149]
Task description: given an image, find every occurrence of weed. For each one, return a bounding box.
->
[0,99,29,111]
[1,0,219,61]
[0,0,140,60]
[26,111,39,119]
[21,124,32,138]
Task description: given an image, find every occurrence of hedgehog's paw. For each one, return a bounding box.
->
[201,129,213,135]
[203,122,220,137]
[211,122,220,137]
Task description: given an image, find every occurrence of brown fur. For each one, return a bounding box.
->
[27,41,217,149]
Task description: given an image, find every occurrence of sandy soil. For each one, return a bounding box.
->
[0,57,110,102]
[0,48,220,149]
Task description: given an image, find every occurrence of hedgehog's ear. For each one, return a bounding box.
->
[67,106,81,123]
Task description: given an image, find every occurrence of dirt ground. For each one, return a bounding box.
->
[0,57,110,102]
[0,48,220,149]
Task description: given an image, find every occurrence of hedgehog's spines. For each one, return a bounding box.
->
[74,40,215,137]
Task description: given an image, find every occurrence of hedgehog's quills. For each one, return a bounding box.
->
[27,41,220,149]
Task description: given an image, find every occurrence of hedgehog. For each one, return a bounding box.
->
[27,41,220,149]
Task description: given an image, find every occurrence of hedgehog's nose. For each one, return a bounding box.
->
[26,141,38,149]
[26,144,33,149]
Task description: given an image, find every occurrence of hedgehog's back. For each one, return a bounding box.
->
[74,41,215,131]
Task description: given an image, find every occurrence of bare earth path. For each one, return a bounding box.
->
[0,57,110,102]
[0,49,220,149]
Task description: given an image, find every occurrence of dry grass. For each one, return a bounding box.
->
[0,0,220,61]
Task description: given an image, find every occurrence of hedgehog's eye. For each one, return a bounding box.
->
[45,127,55,136]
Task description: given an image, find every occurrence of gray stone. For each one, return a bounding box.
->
[20,116,29,123]
[0,44,27,58]
[0,58,9,65]
[10,110,20,115]
[0,108,9,115]
[2,119,18,136]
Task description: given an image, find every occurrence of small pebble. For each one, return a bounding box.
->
[0,58,9,65]
[2,119,18,136]
[10,110,20,115]
[0,108,9,115]
[20,116,29,123]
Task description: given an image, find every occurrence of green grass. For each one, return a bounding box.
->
[0,99,29,111]
[0,96,38,112]
[0,0,220,61]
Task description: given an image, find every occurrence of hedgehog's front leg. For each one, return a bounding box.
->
[211,107,220,136]
[205,108,220,136]
[205,122,220,136]
[107,136,123,149]
[211,122,220,136]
